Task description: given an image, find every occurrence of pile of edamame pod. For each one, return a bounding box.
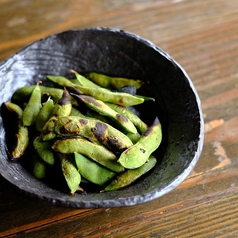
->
[3,70,162,194]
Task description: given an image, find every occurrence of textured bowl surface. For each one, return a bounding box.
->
[0,28,204,208]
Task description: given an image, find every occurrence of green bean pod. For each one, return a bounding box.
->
[86,72,144,90]
[102,155,157,192]
[71,93,137,134]
[33,136,55,165]
[106,103,148,133]
[59,153,81,195]
[52,137,124,173]
[118,117,162,169]
[22,82,42,126]
[75,85,144,106]
[74,152,116,186]
[54,116,133,152]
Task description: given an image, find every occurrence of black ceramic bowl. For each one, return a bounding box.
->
[0,28,204,208]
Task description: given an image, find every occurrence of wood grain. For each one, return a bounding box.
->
[1,0,238,237]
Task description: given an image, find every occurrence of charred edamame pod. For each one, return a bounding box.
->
[118,117,162,169]
[22,81,42,126]
[41,88,72,141]
[74,83,144,106]
[86,72,144,90]
[3,102,29,160]
[74,152,116,186]
[102,155,157,192]
[33,136,55,165]
[70,69,102,89]
[71,93,137,134]
[106,103,148,133]
[35,98,54,132]
[54,116,133,152]
[12,85,78,106]
[46,75,75,88]
[12,124,29,160]
[59,153,81,195]
[51,137,124,173]
[30,154,48,179]
[3,101,23,116]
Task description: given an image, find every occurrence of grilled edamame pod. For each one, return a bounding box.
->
[70,69,102,89]
[35,98,54,132]
[51,137,124,173]
[12,124,29,159]
[46,75,75,88]
[75,85,144,106]
[86,72,144,90]
[106,103,148,133]
[74,152,116,186]
[3,102,29,160]
[118,117,162,169]
[41,88,72,141]
[102,155,157,192]
[71,93,137,134]
[59,153,81,195]
[30,154,48,179]
[33,136,55,165]
[4,101,23,116]
[22,81,42,126]
[12,85,78,106]
[54,116,133,152]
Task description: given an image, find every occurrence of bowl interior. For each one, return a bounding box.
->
[0,28,204,208]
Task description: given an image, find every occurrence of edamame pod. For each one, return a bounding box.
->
[52,87,72,117]
[71,93,137,134]
[86,72,144,90]
[118,117,162,169]
[30,154,48,179]
[4,102,29,159]
[22,82,42,126]
[59,153,81,195]
[102,155,157,192]
[54,116,133,152]
[52,137,124,173]
[46,75,75,88]
[41,88,72,141]
[70,106,110,124]
[3,102,23,118]
[40,116,58,141]
[106,103,148,133]
[12,125,29,160]
[35,98,54,132]
[126,132,141,144]
[70,69,101,89]
[74,152,116,186]
[75,85,144,106]
[12,85,78,106]
[33,136,55,165]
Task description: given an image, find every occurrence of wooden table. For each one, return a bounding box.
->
[1,0,238,237]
